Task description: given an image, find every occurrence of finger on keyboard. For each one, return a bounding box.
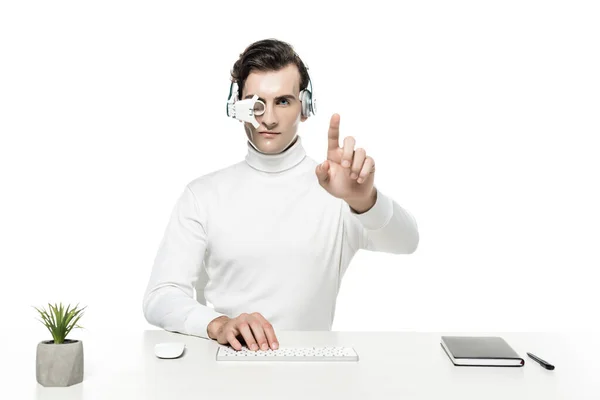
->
[238,323,258,351]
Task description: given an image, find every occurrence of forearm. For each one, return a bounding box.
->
[143,286,226,339]
[347,187,419,254]
[364,199,419,253]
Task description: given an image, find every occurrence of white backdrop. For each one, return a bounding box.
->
[1,0,599,345]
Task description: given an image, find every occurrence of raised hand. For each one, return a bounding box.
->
[315,114,376,209]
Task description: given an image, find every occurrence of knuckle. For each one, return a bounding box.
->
[237,321,249,330]
[250,320,263,331]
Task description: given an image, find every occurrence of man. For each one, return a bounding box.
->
[143,39,419,352]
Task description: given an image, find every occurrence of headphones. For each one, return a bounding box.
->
[298,73,317,118]
[226,66,317,127]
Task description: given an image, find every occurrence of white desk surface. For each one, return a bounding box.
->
[7,329,600,399]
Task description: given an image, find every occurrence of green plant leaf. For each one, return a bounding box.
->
[64,307,86,338]
[34,302,86,344]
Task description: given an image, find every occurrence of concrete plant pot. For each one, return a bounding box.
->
[36,339,84,387]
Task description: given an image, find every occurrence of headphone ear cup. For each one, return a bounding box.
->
[299,90,306,118]
[227,82,238,117]
[300,89,312,118]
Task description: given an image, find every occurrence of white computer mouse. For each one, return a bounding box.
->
[154,342,186,359]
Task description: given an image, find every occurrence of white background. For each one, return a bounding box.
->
[1,0,599,347]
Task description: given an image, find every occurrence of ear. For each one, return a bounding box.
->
[300,114,308,122]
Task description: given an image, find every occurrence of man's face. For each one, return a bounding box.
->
[241,63,308,154]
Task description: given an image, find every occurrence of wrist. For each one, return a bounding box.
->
[345,187,377,214]
[207,316,229,339]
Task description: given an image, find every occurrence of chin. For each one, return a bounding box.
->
[255,135,288,153]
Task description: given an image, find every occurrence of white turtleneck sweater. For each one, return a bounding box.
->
[143,136,419,339]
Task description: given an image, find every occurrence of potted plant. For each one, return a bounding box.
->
[34,302,86,387]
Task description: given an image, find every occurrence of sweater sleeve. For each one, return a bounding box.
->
[343,186,419,254]
[142,185,225,339]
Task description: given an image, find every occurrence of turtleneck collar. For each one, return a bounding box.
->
[245,135,307,173]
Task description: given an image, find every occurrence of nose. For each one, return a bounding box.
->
[259,102,278,130]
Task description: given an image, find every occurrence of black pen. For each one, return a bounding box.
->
[527,352,555,370]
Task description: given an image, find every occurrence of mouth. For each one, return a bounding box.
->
[258,131,280,135]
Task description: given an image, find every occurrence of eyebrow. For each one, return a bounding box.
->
[244,94,296,102]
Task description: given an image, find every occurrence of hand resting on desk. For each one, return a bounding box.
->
[207,312,279,351]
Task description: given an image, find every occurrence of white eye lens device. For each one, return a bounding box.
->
[226,85,266,129]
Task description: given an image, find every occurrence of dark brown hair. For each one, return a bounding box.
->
[230,38,310,100]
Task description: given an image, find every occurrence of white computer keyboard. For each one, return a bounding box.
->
[216,345,359,361]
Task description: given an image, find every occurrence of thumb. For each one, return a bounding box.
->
[315,160,330,186]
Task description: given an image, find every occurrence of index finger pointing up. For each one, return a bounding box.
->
[328,113,341,151]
